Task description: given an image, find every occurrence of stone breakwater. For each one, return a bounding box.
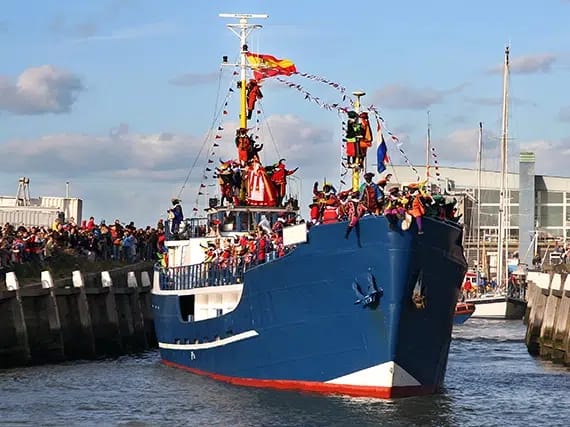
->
[525,271,570,366]
[0,263,156,369]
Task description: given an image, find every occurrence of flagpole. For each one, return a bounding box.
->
[352,91,365,192]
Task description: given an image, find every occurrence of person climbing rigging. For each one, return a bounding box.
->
[246,79,263,119]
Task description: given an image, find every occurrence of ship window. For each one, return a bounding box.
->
[179,295,195,322]
[216,309,223,317]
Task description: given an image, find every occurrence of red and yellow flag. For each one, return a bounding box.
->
[245,52,297,80]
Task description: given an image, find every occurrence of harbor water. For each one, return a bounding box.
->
[1,320,568,426]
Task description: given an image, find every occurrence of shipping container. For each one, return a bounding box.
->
[0,207,61,228]
[39,197,83,224]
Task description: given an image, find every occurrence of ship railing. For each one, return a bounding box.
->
[157,250,288,290]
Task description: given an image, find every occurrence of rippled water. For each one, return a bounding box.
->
[1,320,568,426]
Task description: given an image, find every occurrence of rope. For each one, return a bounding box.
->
[177,67,226,199]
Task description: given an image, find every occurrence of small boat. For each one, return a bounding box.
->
[454,302,476,324]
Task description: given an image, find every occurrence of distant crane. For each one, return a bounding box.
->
[15,177,31,206]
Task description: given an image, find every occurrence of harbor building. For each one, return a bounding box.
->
[389,152,570,270]
[0,177,82,227]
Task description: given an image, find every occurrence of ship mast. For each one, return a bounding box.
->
[497,46,510,290]
[219,13,268,129]
[426,110,431,182]
[476,121,483,282]
[352,90,365,192]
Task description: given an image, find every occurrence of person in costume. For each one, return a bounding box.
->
[409,184,433,235]
[246,79,263,119]
[358,112,373,165]
[383,186,403,230]
[235,128,253,165]
[246,158,278,206]
[344,191,367,239]
[270,159,298,206]
[313,181,339,223]
[359,172,383,215]
[167,198,184,237]
[345,111,362,167]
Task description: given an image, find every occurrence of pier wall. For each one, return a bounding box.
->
[524,271,570,365]
[0,264,156,369]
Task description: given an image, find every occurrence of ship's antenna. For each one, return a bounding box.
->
[219,13,268,129]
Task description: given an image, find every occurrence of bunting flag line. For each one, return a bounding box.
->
[275,77,350,114]
[367,106,420,181]
[192,79,238,215]
[431,146,442,188]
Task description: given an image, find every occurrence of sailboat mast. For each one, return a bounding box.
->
[477,122,482,279]
[497,46,510,289]
[426,111,431,181]
[220,13,268,129]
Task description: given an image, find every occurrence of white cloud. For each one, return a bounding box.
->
[431,127,500,165]
[0,115,342,225]
[518,137,570,176]
[372,84,447,110]
[489,53,557,74]
[371,83,467,111]
[0,65,83,115]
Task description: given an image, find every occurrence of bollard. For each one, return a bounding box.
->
[141,271,152,288]
[5,272,19,291]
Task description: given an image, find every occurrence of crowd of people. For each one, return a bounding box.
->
[308,172,460,237]
[0,216,166,270]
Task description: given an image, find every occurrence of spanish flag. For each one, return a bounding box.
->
[245,52,297,80]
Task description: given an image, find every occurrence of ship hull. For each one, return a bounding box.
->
[152,216,467,398]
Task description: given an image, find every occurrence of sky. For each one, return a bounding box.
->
[1,0,570,226]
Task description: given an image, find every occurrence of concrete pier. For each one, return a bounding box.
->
[525,271,570,366]
[0,273,31,367]
[0,263,156,369]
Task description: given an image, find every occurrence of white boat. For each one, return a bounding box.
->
[466,47,527,320]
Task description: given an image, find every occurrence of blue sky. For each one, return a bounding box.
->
[1,0,569,226]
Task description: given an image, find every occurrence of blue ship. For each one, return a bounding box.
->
[152,13,467,399]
